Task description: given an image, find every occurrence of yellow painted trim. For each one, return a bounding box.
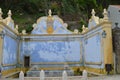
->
[2,68,19,76]
[102,23,113,64]
[85,62,102,65]
[29,61,82,65]
[18,40,22,64]
[72,66,85,71]
[2,68,29,77]
[20,33,82,36]
[84,66,105,74]
[2,63,16,67]
[0,27,3,65]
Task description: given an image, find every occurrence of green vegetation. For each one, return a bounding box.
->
[0,0,120,33]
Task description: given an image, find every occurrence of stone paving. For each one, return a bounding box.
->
[1,75,120,80]
[88,75,120,80]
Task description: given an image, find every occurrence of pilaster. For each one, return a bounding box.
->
[0,25,4,66]
[102,22,113,65]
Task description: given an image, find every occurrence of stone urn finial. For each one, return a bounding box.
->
[48,9,52,16]
[0,8,3,20]
[8,10,12,17]
[103,9,108,21]
[91,9,95,17]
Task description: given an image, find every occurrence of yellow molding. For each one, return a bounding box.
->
[72,66,85,70]
[85,62,102,65]
[27,61,82,65]
[2,63,16,67]
[84,67,105,74]
[2,68,18,76]
[2,68,29,77]
[0,31,3,65]
[20,33,81,36]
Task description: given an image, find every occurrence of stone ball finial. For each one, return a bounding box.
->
[74,29,79,34]
[32,23,37,28]
[0,8,3,19]
[86,27,88,31]
[63,23,68,28]
[91,9,95,16]
[22,29,26,34]
[48,9,52,16]
[8,10,12,17]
